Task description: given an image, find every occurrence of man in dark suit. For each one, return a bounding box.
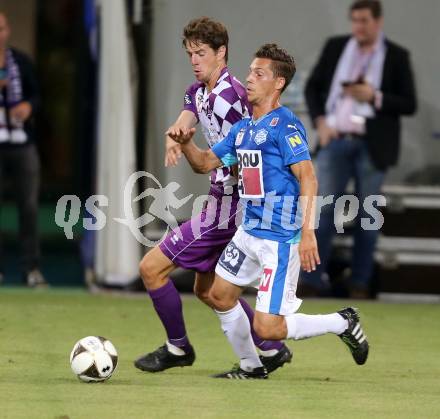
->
[303,0,417,298]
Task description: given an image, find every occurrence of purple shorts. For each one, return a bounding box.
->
[159,186,240,273]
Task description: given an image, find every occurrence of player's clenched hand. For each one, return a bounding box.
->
[164,136,182,167]
[165,126,196,145]
[298,231,320,273]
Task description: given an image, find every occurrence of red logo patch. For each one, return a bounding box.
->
[269,117,279,127]
[259,268,273,292]
[237,150,264,198]
[242,168,262,196]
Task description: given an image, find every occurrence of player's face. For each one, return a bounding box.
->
[350,9,383,47]
[0,14,10,49]
[185,41,223,84]
[246,58,283,105]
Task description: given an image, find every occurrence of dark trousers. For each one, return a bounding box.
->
[303,137,385,291]
[0,144,41,273]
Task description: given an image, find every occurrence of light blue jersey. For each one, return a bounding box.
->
[212,106,311,243]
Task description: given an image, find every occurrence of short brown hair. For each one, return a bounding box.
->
[254,43,296,93]
[182,17,229,62]
[350,0,382,19]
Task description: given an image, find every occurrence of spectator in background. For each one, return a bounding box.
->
[0,12,47,287]
[303,0,416,298]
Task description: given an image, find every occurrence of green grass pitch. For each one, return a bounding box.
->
[0,288,439,419]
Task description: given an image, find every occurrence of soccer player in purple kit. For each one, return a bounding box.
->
[134,18,292,373]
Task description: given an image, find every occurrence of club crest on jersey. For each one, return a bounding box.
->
[235,129,245,146]
[270,117,279,127]
[237,149,264,198]
[254,129,268,145]
[285,131,307,156]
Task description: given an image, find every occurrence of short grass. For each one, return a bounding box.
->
[0,288,439,419]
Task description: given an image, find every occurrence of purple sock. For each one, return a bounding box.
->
[239,297,284,352]
[148,280,192,352]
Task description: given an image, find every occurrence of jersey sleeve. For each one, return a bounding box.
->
[276,118,311,166]
[211,121,241,167]
[183,84,199,121]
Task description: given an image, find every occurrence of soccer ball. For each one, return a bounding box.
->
[70,336,118,382]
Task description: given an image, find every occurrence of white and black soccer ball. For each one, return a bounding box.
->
[70,336,118,382]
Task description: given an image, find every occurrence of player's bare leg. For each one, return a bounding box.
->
[139,246,176,290]
[134,246,195,372]
[193,271,215,307]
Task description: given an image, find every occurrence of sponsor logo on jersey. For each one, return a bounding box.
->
[285,131,307,156]
[254,129,268,145]
[196,89,211,117]
[170,233,180,246]
[270,117,279,127]
[184,94,192,105]
[237,150,264,198]
[235,128,245,146]
[287,132,302,146]
[196,92,202,113]
[259,267,273,292]
[218,241,246,275]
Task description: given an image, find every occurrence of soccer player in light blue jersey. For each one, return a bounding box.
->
[135,19,291,375]
[170,44,369,379]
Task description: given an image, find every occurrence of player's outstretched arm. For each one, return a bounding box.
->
[291,160,321,273]
[165,110,198,167]
[167,127,222,174]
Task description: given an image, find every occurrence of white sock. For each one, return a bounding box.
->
[215,303,263,371]
[286,313,348,340]
[166,341,186,356]
[259,349,279,357]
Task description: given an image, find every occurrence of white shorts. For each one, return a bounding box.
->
[215,227,302,315]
